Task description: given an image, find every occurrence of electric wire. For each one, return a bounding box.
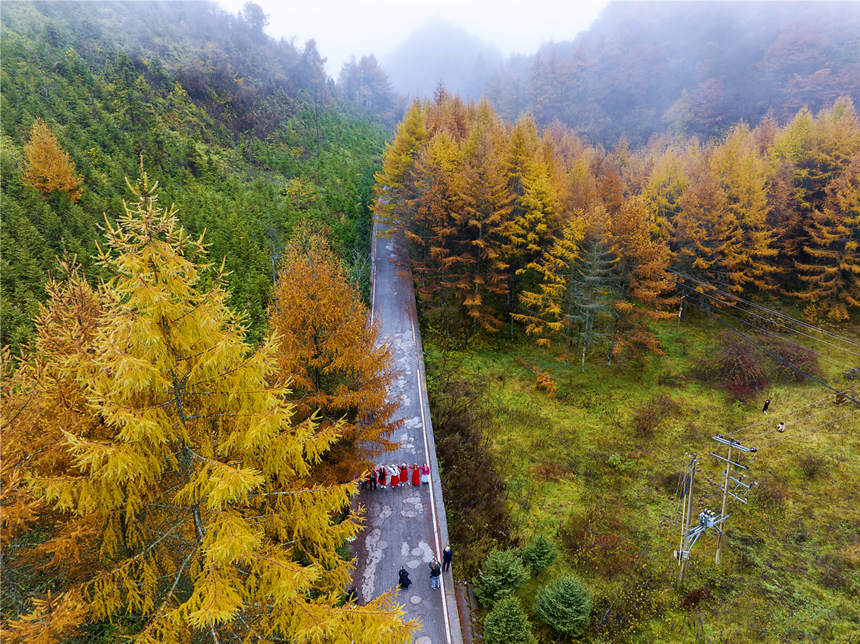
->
[674,278,860,405]
[669,269,860,349]
[675,280,857,372]
[675,282,860,369]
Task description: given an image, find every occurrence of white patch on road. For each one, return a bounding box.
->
[361,527,386,601]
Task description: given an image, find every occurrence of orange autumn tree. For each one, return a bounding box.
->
[1,262,106,633]
[795,155,860,321]
[269,231,399,484]
[449,101,512,332]
[3,172,414,643]
[22,118,83,201]
[608,195,677,359]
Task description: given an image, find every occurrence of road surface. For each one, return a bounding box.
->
[352,223,463,644]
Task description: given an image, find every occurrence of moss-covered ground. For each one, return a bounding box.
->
[425,314,859,642]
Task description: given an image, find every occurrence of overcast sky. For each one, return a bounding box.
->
[216,0,609,76]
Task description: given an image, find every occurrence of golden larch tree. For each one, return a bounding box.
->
[514,215,585,361]
[22,118,83,201]
[608,195,678,359]
[372,99,426,230]
[3,172,414,643]
[1,262,107,635]
[269,230,399,484]
[449,101,512,332]
[795,155,860,321]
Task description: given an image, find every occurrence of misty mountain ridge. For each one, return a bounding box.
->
[383,17,503,100]
[381,2,859,145]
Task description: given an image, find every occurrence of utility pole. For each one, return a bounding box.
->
[711,435,757,564]
[676,454,697,586]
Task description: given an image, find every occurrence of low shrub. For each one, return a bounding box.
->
[534,574,592,639]
[482,596,537,644]
[680,586,713,609]
[559,505,635,578]
[754,477,788,511]
[702,332,769,398]
[429,369,514,576]
[799,454,826,480]
[632,394,679,437]
[520,535,558,574]
[535,369,558,396]
[474,549,530,607]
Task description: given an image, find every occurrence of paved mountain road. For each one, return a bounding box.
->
[352,224,463,644]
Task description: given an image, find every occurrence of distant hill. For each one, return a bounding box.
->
[383,18,503,100]
[485,1,860,144]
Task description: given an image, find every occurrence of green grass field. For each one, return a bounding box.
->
[425,313,859,642]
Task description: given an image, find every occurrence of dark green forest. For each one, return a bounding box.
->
[1,1,399,351]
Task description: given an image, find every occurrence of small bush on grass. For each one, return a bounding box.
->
[482,596,537,644]
[701,332,769,398]
[559,505,635,578]
[474,549,530,607]
[535,574,592,639]
[799,454,826,480]
[520,535,558,574]
[632,394,679,437]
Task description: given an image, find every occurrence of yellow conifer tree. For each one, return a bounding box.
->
[3,172,414,642]
[796,156,860,320]
[22,119,83,201]
[269,230,399,484]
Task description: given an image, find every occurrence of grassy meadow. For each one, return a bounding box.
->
[425,312,859,642]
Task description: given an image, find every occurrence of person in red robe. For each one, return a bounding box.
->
[399,463,408,483]
[389,464,399,488]
[411,463,420,486]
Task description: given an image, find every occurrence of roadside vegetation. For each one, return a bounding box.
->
[427,313,858,642]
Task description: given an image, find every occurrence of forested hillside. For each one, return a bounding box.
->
[484,1,860,144]
[374,89,859,642]
[1,1,399,351]
[376,91,859,347]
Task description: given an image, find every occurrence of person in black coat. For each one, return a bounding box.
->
[442,544,453,572]
[398,566,411,590]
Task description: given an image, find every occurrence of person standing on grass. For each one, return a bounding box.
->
[762,398,771,414]
[429,557,442,589]
[442,544,452,572]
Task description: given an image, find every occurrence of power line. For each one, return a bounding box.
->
[678,284,858,373]
[669,269,860,350]
[734,387,858,436]
[675,281,860,366]
[674,279,860,405]
[719,322,859,405]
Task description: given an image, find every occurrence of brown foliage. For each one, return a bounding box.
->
[22,119,83,201]
[428,368,513,576]
[633,394,679,438]
[534,369,558,396]
[269,231,399,484]
[680,586,713,610]
[559,504,635,578]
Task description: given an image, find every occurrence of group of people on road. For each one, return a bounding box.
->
[360,463,430,490]
[398,544,452,591]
